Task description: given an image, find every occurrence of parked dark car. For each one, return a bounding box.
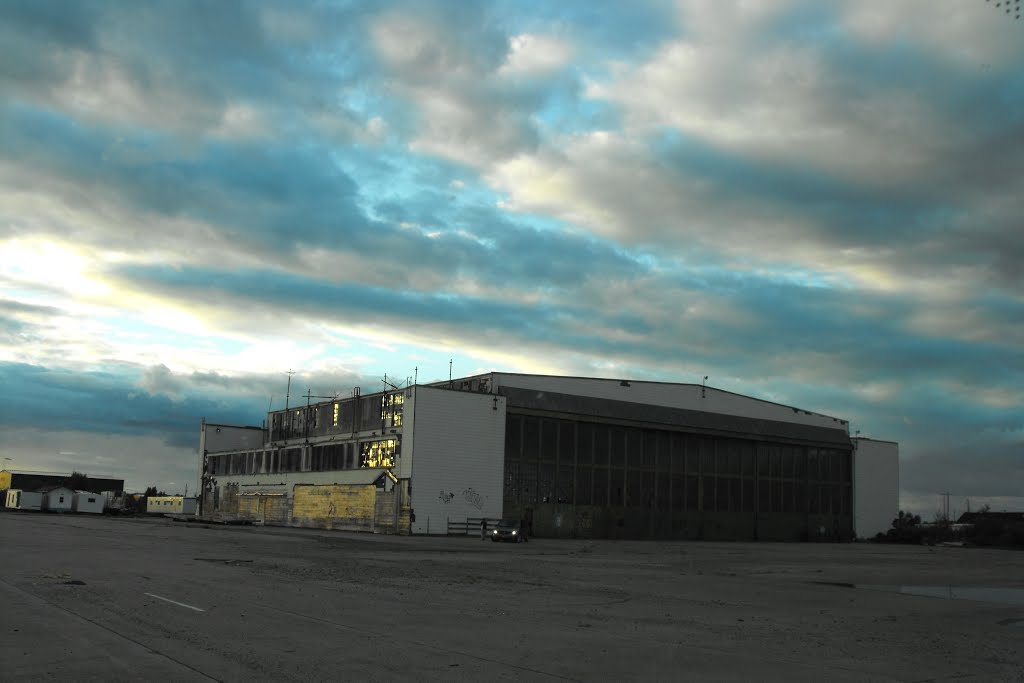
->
[491,518,528,543]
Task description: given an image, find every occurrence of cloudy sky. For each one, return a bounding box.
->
[1,0,1021,515]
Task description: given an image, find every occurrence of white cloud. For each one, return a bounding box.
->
[500,34,573,75]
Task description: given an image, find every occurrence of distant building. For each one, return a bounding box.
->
[72,491,105,514]
[0,469,124,496]
[957,511,1024,524]
[41,486,74,513]
[200,372,900,541]
[145,496,197,515]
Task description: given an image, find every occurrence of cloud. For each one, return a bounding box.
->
[0,1,1020,509]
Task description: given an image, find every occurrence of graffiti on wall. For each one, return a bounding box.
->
[437,487,487,510]
[462,487,484,510]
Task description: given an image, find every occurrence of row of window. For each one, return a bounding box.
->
[206,438,399,476]
[506,416,851,483]
[505,461,852,514]
[270,392,404,440]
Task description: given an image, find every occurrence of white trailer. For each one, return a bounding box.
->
[5,489,43,511]
[41,487,74,512]
[72,491,105,514]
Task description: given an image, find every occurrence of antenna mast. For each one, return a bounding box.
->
[285,369,294,411]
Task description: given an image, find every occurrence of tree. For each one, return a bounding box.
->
[144,486,167,497]
[892,510,921,529]
[66,471,90,490]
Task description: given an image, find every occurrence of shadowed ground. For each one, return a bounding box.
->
[2,513,1022,681]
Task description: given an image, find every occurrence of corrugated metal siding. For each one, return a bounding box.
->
[292,485,375,531]
[408,387,506,534]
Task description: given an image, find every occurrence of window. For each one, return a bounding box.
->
[523,418,540,462]
[671,474,685,511]
[701,476,715,511]
[626,429,642,469]
[506,415,522,460]
[743,479,755,512]
[360,439,398,468]
[716,478,729,512]
[626,470,641,507]
[541,421,558,462]
[559,422,576,467]
[593,426,609,467]
[656,433,671,472]
[539,463,555,502]
[609,468,624,506]
[656,474,670,511]
[577,423,593,465]
[333,403,339,427]
[557,463,573,503]
[610,429,625,467]
[684,437,699,474]
[381,392,404,428]
[575,468,592,505]
[504,462,520,502]
[686,476,699,511]
[700,440,715,475]
[592,468,607,506]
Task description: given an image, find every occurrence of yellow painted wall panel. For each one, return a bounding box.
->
[292,485,374,531]
[0,472,11,490]
[263,496,290,525]
[237,496,259,518]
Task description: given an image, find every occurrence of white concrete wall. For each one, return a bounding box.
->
[485,373,848,432]
[394,388,415,480]
[202,423,266,452]
[408,386,506,534]
[853,438,899,538]
[199,422,266,502]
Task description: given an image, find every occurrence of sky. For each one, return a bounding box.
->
[0,0,1021,517]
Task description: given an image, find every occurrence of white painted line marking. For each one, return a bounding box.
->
[145,593,205,612]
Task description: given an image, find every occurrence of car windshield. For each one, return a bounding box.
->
[498,519,519,527]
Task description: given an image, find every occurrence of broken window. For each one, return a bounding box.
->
[360,439,397,468]
[381,391,404,428]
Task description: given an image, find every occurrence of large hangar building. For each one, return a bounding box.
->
[199,373,898,541]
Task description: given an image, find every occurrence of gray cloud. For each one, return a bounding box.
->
[1,1,1021,512]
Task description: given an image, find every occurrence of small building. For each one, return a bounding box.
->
[146,496,197,515]
[72,491,105,514]
[41,486,74,513]
[5,489,42,511]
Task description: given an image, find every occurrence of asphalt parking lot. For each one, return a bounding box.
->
[2,512,1022,682]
